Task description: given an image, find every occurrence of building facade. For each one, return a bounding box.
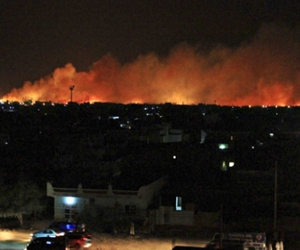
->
[47,177,167,221]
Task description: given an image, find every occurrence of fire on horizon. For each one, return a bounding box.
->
[2,24,300,107]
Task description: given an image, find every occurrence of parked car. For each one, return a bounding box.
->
[207,239,246,249]
[49,221,78,232]
[24,237,66,250]
[65,232,92,249]
[31,229,65,239]
[207,232,267,250]
[48,221,87,233]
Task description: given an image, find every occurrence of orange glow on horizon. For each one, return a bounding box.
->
[2,24,300,107]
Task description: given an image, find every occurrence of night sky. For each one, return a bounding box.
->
[1,0,300,104]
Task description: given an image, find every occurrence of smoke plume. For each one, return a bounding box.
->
[2,23,300,106]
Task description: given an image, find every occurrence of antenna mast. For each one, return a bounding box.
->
[69,85,75,103]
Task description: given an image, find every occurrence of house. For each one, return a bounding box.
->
[139,123,189,143]
[46,177,167,221]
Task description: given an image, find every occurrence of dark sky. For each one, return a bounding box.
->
[1,0,300,96]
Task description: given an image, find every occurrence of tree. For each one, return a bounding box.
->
[0,180,43,225]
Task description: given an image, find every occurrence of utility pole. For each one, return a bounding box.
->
[220,203,223,249]
[274,161,278,231]
[69,85,75,103]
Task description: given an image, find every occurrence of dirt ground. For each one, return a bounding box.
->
[1,220,299,250]
[22,219,210,249]
[1,228,300,250]
[0,229,209,250]
[90,234,208,250]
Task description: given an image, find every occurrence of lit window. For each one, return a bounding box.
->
[109,116,119,120]
[221,161,227,171]
[218,144,228,150]
[175,196,182,211]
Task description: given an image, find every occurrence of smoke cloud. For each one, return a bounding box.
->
[2,23,300,106]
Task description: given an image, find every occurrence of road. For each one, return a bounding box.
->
[0,229,210,250]
[0,230,31,250]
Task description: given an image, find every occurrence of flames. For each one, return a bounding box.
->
[2,23,300,106]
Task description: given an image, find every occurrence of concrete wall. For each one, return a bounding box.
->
[154,206,194,226]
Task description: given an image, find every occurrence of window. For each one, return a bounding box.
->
[64,205,78,220]
[221,161,227,171]
[175,196,182,211]
[125,205,136,215]
[218,143,228,150]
